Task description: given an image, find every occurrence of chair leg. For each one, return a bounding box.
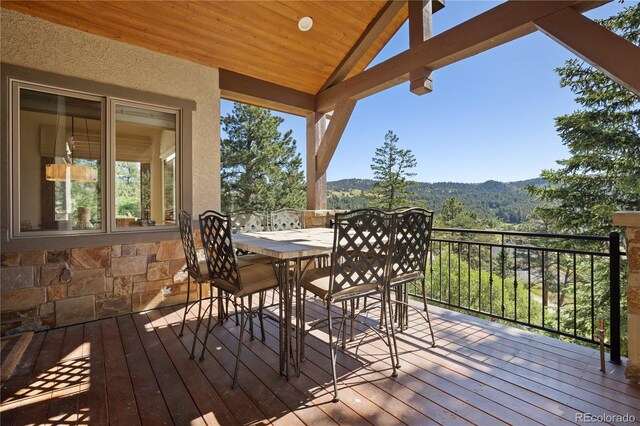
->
[301,288,307,362]
[189,283,204,359]
[384,288,401,370]
[422,278,436,347]
[233,301,249,389]
[259,291,266,342]
[199,284,215,361]
[179,273,192,337]
[341,301,347,350]
[248,294,255,341]
[350,299,355,342]
[327,304,340,403]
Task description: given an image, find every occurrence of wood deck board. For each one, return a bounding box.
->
[1,298,638,425]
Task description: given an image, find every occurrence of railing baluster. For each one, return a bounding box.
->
[527,248,531,325]
[557,251,561,332]
[420,228,624,353]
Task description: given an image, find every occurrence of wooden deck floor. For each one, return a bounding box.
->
[1,296,639,425]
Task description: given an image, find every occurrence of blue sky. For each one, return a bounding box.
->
[221,1,631,184]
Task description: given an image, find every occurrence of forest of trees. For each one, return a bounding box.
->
[328,178,543,224]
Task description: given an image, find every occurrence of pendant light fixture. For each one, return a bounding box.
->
[45,115,98,183]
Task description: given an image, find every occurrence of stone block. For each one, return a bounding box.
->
[0,266,34,290]
[145,280,164,292]
[1,307,38,322]
[46,250,70,263]
[122,244,136,257]
[132,291,162,312]
[1,288,45,311]
[133,281,145,293]
[68,269,106,297]
[71,247,110,270]
[40,302,54,316]
[96,296,131,319]
[629,244,640,272]
[133,274,147,283]
[47,284,68,301]
[136,243,157,256]
[629,286,640,315]
[111,256,147,277]
[111,245,122,257]
[1,253,20,267]
[156,240,184,261]
[113,276,133,296]
[40,263,66,286]
[147,261,170,281]
[56,295,95,326]
[163,293,189,307]
[162,283,183,296]
[21,251,45,266]
[169,259,186,275]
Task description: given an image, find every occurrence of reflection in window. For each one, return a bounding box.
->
[18,89,102,233]
[115,104,177,228]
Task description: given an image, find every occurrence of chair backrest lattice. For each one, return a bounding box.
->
[178,210,202,279]
[330,208,394,296]
[199,210,242,292]
[270,208,304,231]
[231,211,269,233]
[391,208,434,280]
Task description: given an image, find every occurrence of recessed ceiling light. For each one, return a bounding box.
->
[298,16,313,32]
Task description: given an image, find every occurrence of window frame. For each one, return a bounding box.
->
[2,64,195,250]
[109,98,182,233]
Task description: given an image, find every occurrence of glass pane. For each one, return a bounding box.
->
[115,104,177,228]
[19,88,103,233]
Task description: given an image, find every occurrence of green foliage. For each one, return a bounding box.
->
[369,131,417,210]
[526,4,640,236]
[328,178,542,223]
[221,103,305,212]
[115,161,141,217]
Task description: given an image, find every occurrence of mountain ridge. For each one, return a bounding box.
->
[327,178,546,224]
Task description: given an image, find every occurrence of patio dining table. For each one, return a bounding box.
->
[233,227,334,379]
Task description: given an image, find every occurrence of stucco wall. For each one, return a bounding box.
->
[1,8,220,213]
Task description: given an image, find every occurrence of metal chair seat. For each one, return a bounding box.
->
[301,266,380,302]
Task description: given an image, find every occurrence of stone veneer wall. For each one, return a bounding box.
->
[1,239,192,335]
[0,211,338,335]
[613,212,640,383]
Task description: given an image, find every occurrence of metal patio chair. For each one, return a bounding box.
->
[198,210,280,388]
[270,208,304,231]
[178,210,212,359]
[300,208,398,402]
[388,207,436,345]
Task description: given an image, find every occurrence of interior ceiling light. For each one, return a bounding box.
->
[298,16,313,32]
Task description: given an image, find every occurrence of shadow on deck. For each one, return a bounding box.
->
[1,296,638,425]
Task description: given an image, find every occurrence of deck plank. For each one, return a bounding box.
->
[130,312,204,426]
[116,315,173,425]
[101,318,141,425]
[78,321,109,425]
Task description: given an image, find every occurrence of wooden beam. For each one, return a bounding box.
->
[320,0,406,91]
[315,100,357,178]
[316,1,607,113]
[219,69,315,117]
[306,112,327,210]
[535,8,640,97]
[409,0,434,95]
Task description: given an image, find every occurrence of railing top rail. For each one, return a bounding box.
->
[432,227,613,242]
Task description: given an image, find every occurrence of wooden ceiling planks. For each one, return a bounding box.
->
[2,1,405,95]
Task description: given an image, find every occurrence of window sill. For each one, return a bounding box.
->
[2,227,181,253]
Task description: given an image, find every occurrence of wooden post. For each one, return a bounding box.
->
[409,0,434,95]
[306,112,327,210]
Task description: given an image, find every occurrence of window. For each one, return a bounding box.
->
[10,81,180,237]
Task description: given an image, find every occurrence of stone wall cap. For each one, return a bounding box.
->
[613,211,640,228]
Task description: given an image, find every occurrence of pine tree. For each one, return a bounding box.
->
[526,4,640,236]
[221,103,306,212]
[369,130,417,210]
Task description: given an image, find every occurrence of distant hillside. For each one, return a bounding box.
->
[327,178,546,224]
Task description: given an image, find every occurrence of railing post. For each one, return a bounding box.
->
[609,231,621,364]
